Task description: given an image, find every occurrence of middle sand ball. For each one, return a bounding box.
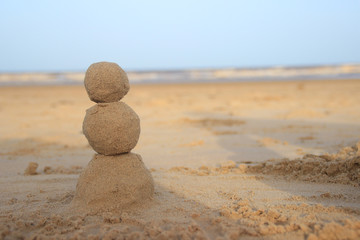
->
[83,102,140,155]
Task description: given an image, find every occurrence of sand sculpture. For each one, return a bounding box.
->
[73,62,154,212]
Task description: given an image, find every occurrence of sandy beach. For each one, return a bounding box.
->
[1,79,360,239]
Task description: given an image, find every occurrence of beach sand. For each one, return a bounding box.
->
[0,79,360,239]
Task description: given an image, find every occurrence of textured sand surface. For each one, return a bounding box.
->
[0,80,360,239]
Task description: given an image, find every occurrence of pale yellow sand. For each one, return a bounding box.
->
[0,80,360,239]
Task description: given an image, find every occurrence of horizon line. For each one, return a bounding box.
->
[1,62,360,74]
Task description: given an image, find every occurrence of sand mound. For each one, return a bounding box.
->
[249,142,360,186]
[24,162,38,175]
[72,153,154,213]
[169,142,360,186]
[84,62,130,103]
[83,102,140,155]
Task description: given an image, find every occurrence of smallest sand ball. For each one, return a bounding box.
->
[72,153,154,212]
[84,62,130,103]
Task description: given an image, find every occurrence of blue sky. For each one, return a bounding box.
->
[1,0,359,72]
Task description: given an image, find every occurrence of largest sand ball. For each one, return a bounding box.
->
[83,102,140,155]
[72,153,154,212]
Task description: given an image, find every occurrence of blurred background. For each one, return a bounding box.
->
[1,0,360,84]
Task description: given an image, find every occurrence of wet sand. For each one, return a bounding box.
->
[0,79,360,239]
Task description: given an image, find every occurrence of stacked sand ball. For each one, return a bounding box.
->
[73,62,154,212]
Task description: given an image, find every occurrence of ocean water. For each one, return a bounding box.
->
[1,64,360,86]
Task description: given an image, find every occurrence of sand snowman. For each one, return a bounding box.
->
[72,62,154,212]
